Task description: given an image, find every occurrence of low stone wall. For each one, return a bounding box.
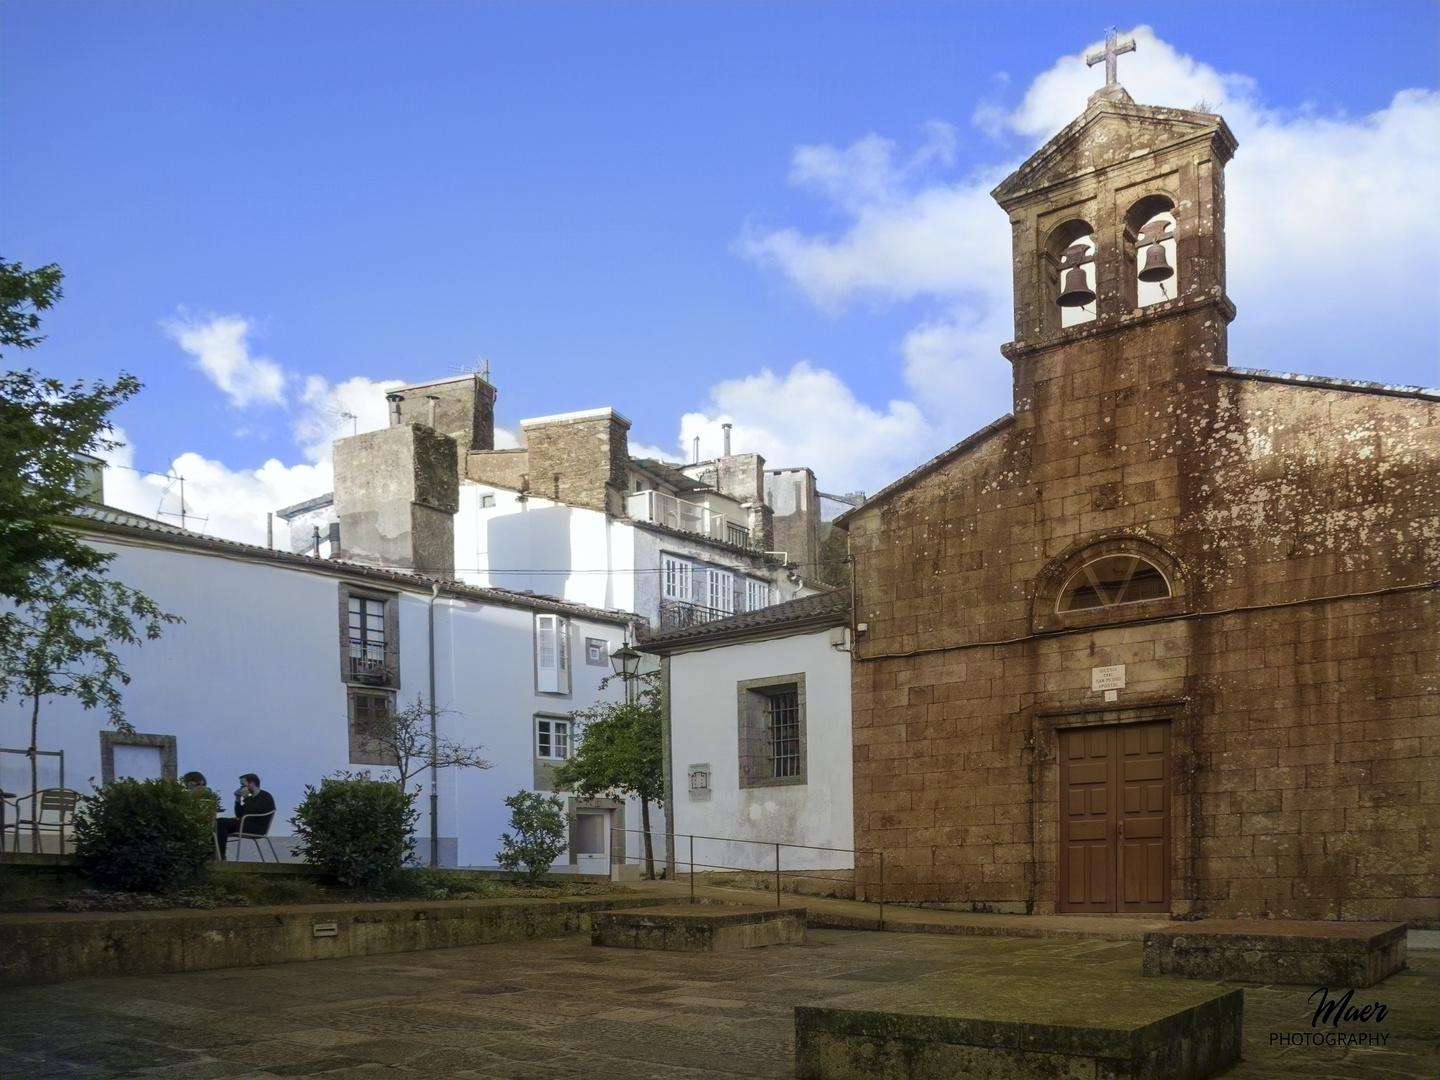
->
[0,894,678,987]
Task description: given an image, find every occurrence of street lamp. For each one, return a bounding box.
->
[609,642,642,703]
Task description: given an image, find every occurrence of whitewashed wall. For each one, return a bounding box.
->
[0,534,660,869]
[667,628,852,872]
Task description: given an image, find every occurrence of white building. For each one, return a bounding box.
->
[282,374,834,633]
[640,591,854,875]
[1,501,656,871]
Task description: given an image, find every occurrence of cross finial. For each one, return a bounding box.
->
[1086,27,1136,88]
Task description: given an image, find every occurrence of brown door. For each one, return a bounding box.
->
[1058,721,1170,913]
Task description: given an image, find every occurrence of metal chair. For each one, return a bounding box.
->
[223,810,279,862]
[10,788,80,853]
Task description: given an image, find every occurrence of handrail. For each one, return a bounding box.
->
[605,826,884,929]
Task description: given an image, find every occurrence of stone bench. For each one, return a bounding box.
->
[592,903,806,952]
[795,971,1242,1080]
[1142,920,1407,988]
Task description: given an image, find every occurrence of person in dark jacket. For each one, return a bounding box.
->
[215,773,276,860]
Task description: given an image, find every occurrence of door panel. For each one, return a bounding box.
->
[1058,720,1171,913]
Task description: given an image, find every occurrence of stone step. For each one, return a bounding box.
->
[1143,919,1408,987]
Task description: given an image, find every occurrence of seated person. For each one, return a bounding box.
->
[215,773,276,860]
[182,771,220,813]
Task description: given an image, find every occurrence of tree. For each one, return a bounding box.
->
[0,256,179,833]
[552,673,664,878]
[1,260,141,604]
[1,564,181,834]
[495,790,568,882]
[350,694,492,793]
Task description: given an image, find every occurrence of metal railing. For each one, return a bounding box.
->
[608,827,885,929]
[627,490,754,549]
[657,599,736,630]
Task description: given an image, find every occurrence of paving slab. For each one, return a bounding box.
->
[1,928,1434,1079]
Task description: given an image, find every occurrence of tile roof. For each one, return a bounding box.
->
[69,503,635,625]
[639,589,850,652]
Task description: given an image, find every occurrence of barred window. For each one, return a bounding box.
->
[764,690,801,779]
[737,674,806,788]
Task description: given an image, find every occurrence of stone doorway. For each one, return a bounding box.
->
[1058,720,1171,913]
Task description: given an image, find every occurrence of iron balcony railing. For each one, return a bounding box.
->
[347,643,393,685]
[657,599,735,630]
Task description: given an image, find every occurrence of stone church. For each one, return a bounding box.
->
[834,79,1438,923]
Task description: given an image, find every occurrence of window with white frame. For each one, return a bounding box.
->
[745,578,772,612]
[662,555,692,602]
[535,716,571,760]
[706,568,734,614]
[584,637,608,666]
[534,613,571,694]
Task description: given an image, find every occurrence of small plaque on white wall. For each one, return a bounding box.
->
[1091,665,1126,692]
[687,764,712,801]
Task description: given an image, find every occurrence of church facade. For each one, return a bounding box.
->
[835,83,1438,923]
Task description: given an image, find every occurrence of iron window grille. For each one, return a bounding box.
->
[764,690,802,779]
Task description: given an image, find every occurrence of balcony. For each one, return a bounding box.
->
[627,489,754,549]
[658,599,734,631]
[347,643,393,686]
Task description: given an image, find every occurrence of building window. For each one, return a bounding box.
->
[737,674,806,788]
[744,578,772,612]
[535,613,571,694]
[348,689,398,766]
[662,555,692,601]
[585,637,608,666]
[339,585,398,687]
[1057,555,1170,612]
[765,690,801,779]
[536,716,571,760]
[99,732,177,785]
[706,568,734,614]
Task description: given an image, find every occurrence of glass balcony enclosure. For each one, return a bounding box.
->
[627,489,753,549]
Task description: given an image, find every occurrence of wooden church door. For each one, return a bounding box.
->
[1058,721,1171,913]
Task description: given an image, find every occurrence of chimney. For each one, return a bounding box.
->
[722,423,732,457]
[332,424,459,577]
[387,374,497,457]
[521,407,632,515]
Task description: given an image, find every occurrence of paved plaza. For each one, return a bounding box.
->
[2,928,1435,1079]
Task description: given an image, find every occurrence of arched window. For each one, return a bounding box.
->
[1057,555,1170,612]
[1125,195,1178,308]
[1045,220,1097,329]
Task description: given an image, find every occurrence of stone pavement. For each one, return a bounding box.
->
[2,927,1434,1079]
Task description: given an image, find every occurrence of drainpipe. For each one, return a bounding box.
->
[428,583,440,867]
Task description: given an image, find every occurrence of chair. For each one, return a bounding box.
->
[10,788,80,853]
[224,810,279,862]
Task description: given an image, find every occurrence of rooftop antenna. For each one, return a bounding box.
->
[450,356,491,383]
[156,472,208,532]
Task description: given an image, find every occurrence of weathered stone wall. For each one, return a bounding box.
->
[523,411,631,515]
[466,447,530,490]
[389,374,497,457]
[333,424,459,576]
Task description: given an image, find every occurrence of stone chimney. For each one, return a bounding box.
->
[333,424,459,577]
[385,373,498,457]
[521,408,631,515]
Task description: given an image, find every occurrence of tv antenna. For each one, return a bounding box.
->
[156,472,207,532]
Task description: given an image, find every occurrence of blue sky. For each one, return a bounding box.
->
[3,1,1437,541]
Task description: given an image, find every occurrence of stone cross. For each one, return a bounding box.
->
[1086,28,1136,87]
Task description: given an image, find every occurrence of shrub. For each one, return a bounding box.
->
[291,772,417,888]
[73,778,215,892]
[495,791,567,882]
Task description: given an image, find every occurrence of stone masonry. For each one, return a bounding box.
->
[837,87,1439,922]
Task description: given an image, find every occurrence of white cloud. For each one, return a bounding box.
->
[296,375,406,462]
[724,26,1440,494]
[677,362,937,496]
[99,429,334,547]
[164,314,287,409]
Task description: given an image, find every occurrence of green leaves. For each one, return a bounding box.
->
[495,791,568,882]
[74,778,217,893]
[552,676,663,805]
[291,772,420,888]
[1,563,183,731]
[0,258,63,354]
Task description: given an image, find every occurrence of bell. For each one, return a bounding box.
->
[1056,266,1096,308]
[1138,243,1174,283]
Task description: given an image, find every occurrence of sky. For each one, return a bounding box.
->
[3,1,1437,544]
